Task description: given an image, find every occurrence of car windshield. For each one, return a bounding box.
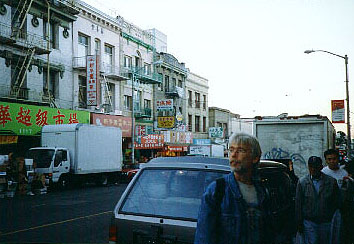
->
[120,168,227,220]
[26,149,55,168]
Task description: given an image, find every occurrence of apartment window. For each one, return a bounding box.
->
[11,65,27,99]
[124,55,132,68]
[203,95,207,110]
[165,76,170,92]
[178,79,182,87]
[188,114,192,132]
[195,116,200,132]
[78,34,89,57]
[188,90,192,107]
[203,116,206,132]
[43,69,58,99]
[106,83,115,111]
[144,99,151,109]
[144,63,151,75]
[78,76,87,108]
[195,92,200,108]
[104,44,113,66]
[172,78,176,87]
[95,39,101,56]
[44,21,58,49]
[158,73,163,91]
[124,95,132,110]
[223,123,228,138]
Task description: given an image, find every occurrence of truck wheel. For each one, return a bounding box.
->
[58,175,69,189]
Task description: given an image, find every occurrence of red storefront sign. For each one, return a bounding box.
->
[90,113,132,137]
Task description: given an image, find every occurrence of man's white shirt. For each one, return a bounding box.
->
[321,166,348,188]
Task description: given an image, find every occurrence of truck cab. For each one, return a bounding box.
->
[26,147,70,186]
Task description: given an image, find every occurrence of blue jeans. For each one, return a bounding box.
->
[303,220,331,244]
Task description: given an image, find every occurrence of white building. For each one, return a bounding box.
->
[0,0,79,109]
[186,71,209,139]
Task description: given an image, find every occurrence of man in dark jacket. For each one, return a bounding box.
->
[194,133,274,244]
[295,156,340,244]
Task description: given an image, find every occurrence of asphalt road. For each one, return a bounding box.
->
[0,183,128,244]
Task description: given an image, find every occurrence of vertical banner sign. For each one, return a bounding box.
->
[331,100,345,123]
[87,55,97,106]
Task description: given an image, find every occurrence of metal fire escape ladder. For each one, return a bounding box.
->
[11,47,36,97]
[11,0,34,39]
[101,75,113,112]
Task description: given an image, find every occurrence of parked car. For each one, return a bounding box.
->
[109,156,297,244]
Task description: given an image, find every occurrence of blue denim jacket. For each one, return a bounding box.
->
[194,172,272,244]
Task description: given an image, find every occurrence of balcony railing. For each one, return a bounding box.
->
[134,108,152,118]
[0,22,51,54]
[126,66,163,84]
[165,86,184,98]
[73,57,129,80]
[0,85,49,103]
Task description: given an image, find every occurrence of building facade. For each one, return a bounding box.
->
[186,71,209,139]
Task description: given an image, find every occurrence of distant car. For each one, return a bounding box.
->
[109,156,296,244]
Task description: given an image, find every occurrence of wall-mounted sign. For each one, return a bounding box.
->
[134,134,164,149]
[87,55,98,106]
[156,99,173,111]
[209,127,223,138]
[0,102,90,136]
[193,139,211,145]
[157,116,175,128]
[161,131,193,144]
[91,113,132,137]
[331,100,345,123]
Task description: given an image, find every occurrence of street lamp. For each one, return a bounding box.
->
[304,49,351,158]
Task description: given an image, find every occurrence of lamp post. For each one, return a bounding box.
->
[304,49,351,158]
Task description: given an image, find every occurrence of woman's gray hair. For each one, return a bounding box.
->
[229,132,262,159]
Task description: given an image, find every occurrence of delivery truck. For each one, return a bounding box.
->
[26,124,122,188]
[253,115,335,178]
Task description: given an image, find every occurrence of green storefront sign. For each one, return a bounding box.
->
[0,102,90,136]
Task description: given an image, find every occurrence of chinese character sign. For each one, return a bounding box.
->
[157,116,175,128]
[87,55,98,106]
[209,127,224,138]
[331,100,345,123]
[156,99,173,111]
[0,102,90,136]
[90,113,132,137]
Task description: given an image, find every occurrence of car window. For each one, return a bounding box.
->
[120,168,227,220]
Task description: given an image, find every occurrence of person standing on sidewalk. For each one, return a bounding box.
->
[295,156,340,244]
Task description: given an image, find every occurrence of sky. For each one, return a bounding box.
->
[83,0,354,134]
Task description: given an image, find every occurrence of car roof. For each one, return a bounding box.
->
[144,156,287,171]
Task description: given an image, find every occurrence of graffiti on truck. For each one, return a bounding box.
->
[264,147,306,165]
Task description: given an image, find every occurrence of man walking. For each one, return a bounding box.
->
[194,132,273,244]
[322,149,349,188]
[295,156,340,244]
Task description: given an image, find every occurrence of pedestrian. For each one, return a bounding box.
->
[295,156,340,244]
[194,132,275,244]
[322,149,350,188]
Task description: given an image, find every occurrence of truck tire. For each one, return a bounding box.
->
[58,175,69,189]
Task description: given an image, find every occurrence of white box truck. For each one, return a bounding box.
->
[252,115,335,177]
[26,124,122,188]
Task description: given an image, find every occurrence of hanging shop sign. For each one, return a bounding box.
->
[86,55,98,106]
[209,127,224,138]
[0,135,18,144]
[156,99,173,111]
[157,116,175,128]
[164,145,188,152]
[134,134,164,149]
[193,139,211,145]
[90,113,132,137]
[331,100,345,123]
[161,131,193,144]
[0,102,90,136]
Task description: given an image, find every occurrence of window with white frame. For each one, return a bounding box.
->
[124,95,132,110]
[78,34,89,57]
[104,44,113,66]
[144,63,151,75]
[124,55,132,68]
[95,39,101,56]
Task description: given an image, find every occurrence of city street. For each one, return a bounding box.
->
[0,183,128,244]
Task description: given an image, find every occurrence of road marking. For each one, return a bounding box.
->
[0,210,112,236]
